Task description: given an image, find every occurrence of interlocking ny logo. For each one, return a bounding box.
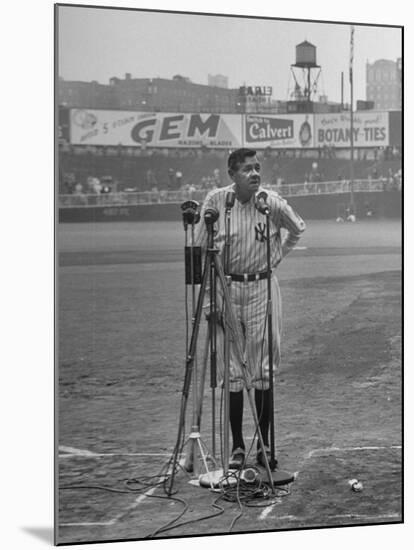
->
[255,222,267,242]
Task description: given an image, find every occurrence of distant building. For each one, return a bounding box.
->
[208,74,228,88]
[58,77,117,109]
[58,74,239,113]
[58,73,344,115]
[366,59,402,110]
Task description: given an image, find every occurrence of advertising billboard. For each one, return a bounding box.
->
[69,109,243,148]
[314,111,389,147]
[244,114,314,148]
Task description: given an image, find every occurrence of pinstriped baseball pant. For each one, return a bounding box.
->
[215,274,282,392]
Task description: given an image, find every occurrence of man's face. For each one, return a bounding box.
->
[230,155,261,194]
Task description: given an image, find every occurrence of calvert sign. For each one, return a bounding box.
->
[245,114,314,148]
[314,111,389,147]
[69,109,242,148]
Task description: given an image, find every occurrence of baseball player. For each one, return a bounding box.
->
[195,148,305,469]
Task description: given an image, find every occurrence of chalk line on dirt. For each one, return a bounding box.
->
[59,446,99,457]
[259,500,284,521]
[58,445,173,459]
[59,446,171,528]
[60,520,115,527]
[291,445,401,481]
[262,513,401,522]
[304,444,402,460]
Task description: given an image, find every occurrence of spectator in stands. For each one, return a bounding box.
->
[387,168,394,188]
[145,169,158,190]
[395,169,402,191]
[200,176,208,189]
[72,181,87,205]
[213,168,221,188]
[151,184,160,203]
[181,182,196,199]
[168,168,176,189]
[93,177,102,194]
[175,170,183,188]
[74,181,83,194]
[270,162,280,186]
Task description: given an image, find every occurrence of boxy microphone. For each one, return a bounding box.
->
[255,190,270,215]
[225,189,236,211]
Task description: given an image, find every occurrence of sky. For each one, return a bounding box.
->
[57,5,402,105]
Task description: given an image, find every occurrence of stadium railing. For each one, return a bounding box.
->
[58,179,389,208]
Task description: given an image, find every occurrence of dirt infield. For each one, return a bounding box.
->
[57,220,402,544]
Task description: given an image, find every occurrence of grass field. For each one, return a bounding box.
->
[57,219,402,544]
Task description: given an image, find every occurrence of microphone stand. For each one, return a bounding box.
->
[209,226,218,459]
[255,192,295,485]
[264,208,277,471]
[222,190,235,474]
[168,203,282,495]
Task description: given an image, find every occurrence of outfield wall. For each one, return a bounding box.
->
[59,190,401,223]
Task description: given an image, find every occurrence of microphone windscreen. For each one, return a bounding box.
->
[204,206,219,224]
[225,190,236,209]
[255,190,268,203]
[255,191,270,214]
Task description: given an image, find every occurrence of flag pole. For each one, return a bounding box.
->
[349,25,355,215]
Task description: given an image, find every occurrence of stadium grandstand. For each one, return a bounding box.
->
[57,63,402,222]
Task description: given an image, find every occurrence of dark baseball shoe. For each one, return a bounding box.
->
[229,447,246,469]
[256,446,277,468]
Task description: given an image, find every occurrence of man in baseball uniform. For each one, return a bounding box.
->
[195,148,305,469]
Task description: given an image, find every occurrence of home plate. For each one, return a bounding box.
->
[198,469,238,488]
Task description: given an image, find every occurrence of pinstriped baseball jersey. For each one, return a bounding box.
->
[195,184,306,272]
[194,184,305,391]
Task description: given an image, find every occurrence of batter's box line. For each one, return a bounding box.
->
[304,444,401,460]
[59,444,171,529]
[59,470,169,529]
[58,445,176,459]
[293,444,402,480]
[260,446,401,523]
[259,512,401,523]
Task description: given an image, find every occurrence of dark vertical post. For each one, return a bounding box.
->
[349,26,355,213]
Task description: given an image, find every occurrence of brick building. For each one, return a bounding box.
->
[58,73,239,113]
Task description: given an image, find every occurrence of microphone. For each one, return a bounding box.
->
[255,190,270,215]
[180,200,200,228]
[225,190,236,211]
[204,206,219,225]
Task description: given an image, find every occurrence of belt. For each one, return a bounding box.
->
[230,271,269,282]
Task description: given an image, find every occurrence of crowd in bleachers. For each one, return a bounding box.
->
[58,143,402,200]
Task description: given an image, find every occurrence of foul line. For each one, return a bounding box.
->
[259,444,401,520]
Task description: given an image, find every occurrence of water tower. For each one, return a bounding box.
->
[290,40,321,103]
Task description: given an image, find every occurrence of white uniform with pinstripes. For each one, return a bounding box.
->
[195,183,306,392]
